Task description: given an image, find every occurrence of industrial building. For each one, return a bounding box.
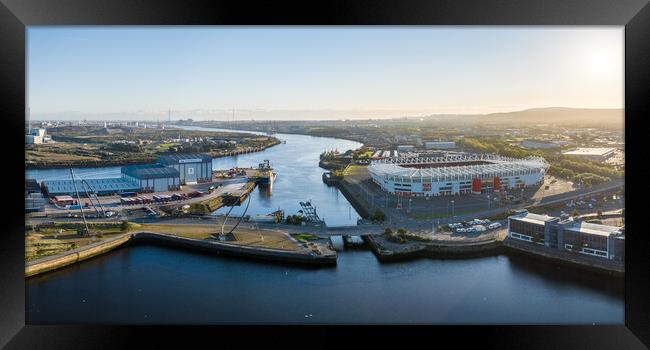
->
[157,153,213,184]
[121,164,181,192]
[25,179,46,212]
[25,128,51,144]
[41,177,142,197]
[368,154,548,196]
[521,139,562,149]
[508,210,624,261]
[562,147,616,162]
[396,145,415,152]
[425,141,456,150]
[40,153,212,197]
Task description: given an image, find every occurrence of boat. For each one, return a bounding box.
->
[256,160,276,185]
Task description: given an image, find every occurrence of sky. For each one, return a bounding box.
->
[28,26,624,121]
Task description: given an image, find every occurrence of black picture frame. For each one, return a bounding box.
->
[2,0,649,348]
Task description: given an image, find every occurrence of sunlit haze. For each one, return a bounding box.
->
[28,26,623,120]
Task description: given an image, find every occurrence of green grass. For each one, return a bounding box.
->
[155,143,178,150]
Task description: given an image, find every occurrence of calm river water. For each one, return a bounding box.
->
[25,128,623,324]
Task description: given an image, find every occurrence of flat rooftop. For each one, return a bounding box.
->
[562,148,616,156]
[157,153,212,164]
[510,211,556,225]
[122,164,180,179]
[42,178,141,195]
[565,221,622,237]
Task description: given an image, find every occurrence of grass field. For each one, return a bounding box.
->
[25,231,123,261]
[137,223,306,251]
[137,223,217,239]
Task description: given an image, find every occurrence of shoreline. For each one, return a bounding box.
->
[362,234,623,276]
[192,124,366,147]
[26,230,337,278]
[25,223,624,278]
[25,139,281,170]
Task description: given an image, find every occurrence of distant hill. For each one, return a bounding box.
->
[478,107,624,126]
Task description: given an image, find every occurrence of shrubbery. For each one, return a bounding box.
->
[370,210,385,222]
[284,215,304,225]
[459,137,622,184]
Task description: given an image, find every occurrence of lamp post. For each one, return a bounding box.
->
[451,200,455,218]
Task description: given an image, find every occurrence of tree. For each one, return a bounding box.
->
[397,228,407,237]
[571,209,580,217]
[384,228,393,235]
[371,210,385,222]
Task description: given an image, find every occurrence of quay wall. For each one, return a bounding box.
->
[334,179,374,219]
[363,234,623,275]
[363,235,502,262]
[129,232,336,266]
[502,237,624,276]
[26,230,335,277]
[25,233,131,277]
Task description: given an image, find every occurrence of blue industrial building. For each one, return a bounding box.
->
[157,153,213,184]
[41,178,142,197]
[41,153,212,197]
[121,164,181,192]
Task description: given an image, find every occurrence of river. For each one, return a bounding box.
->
[25,128,623,324]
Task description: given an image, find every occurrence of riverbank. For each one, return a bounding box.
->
[502,237,624,276]
[26,229,336,277]
[362,232,623,276]
[25,233,132,277]
[363,234,505,262]
[192,124,367,146]
[25,138,281,170]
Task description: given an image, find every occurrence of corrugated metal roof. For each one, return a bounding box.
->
[122,164,180,179]
[157,153,212,164]
[42,178,141,195]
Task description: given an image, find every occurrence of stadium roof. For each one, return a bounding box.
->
[157,153,212,164]
[122,164,180,179]
[369,154,549,182]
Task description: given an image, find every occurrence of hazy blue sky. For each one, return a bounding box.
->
[28,26,623,120]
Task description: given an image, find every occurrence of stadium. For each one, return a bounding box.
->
[368,154,549,197]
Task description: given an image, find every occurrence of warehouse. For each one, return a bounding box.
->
[425,141,456,150]
[508,210,624,261]
[561,147,616,162]
[521,139,561,149]
[41,177,142,197]
[396,145,415,152]
[368,153,548,196]
[121,164,181,192]
[157,153,213,184]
